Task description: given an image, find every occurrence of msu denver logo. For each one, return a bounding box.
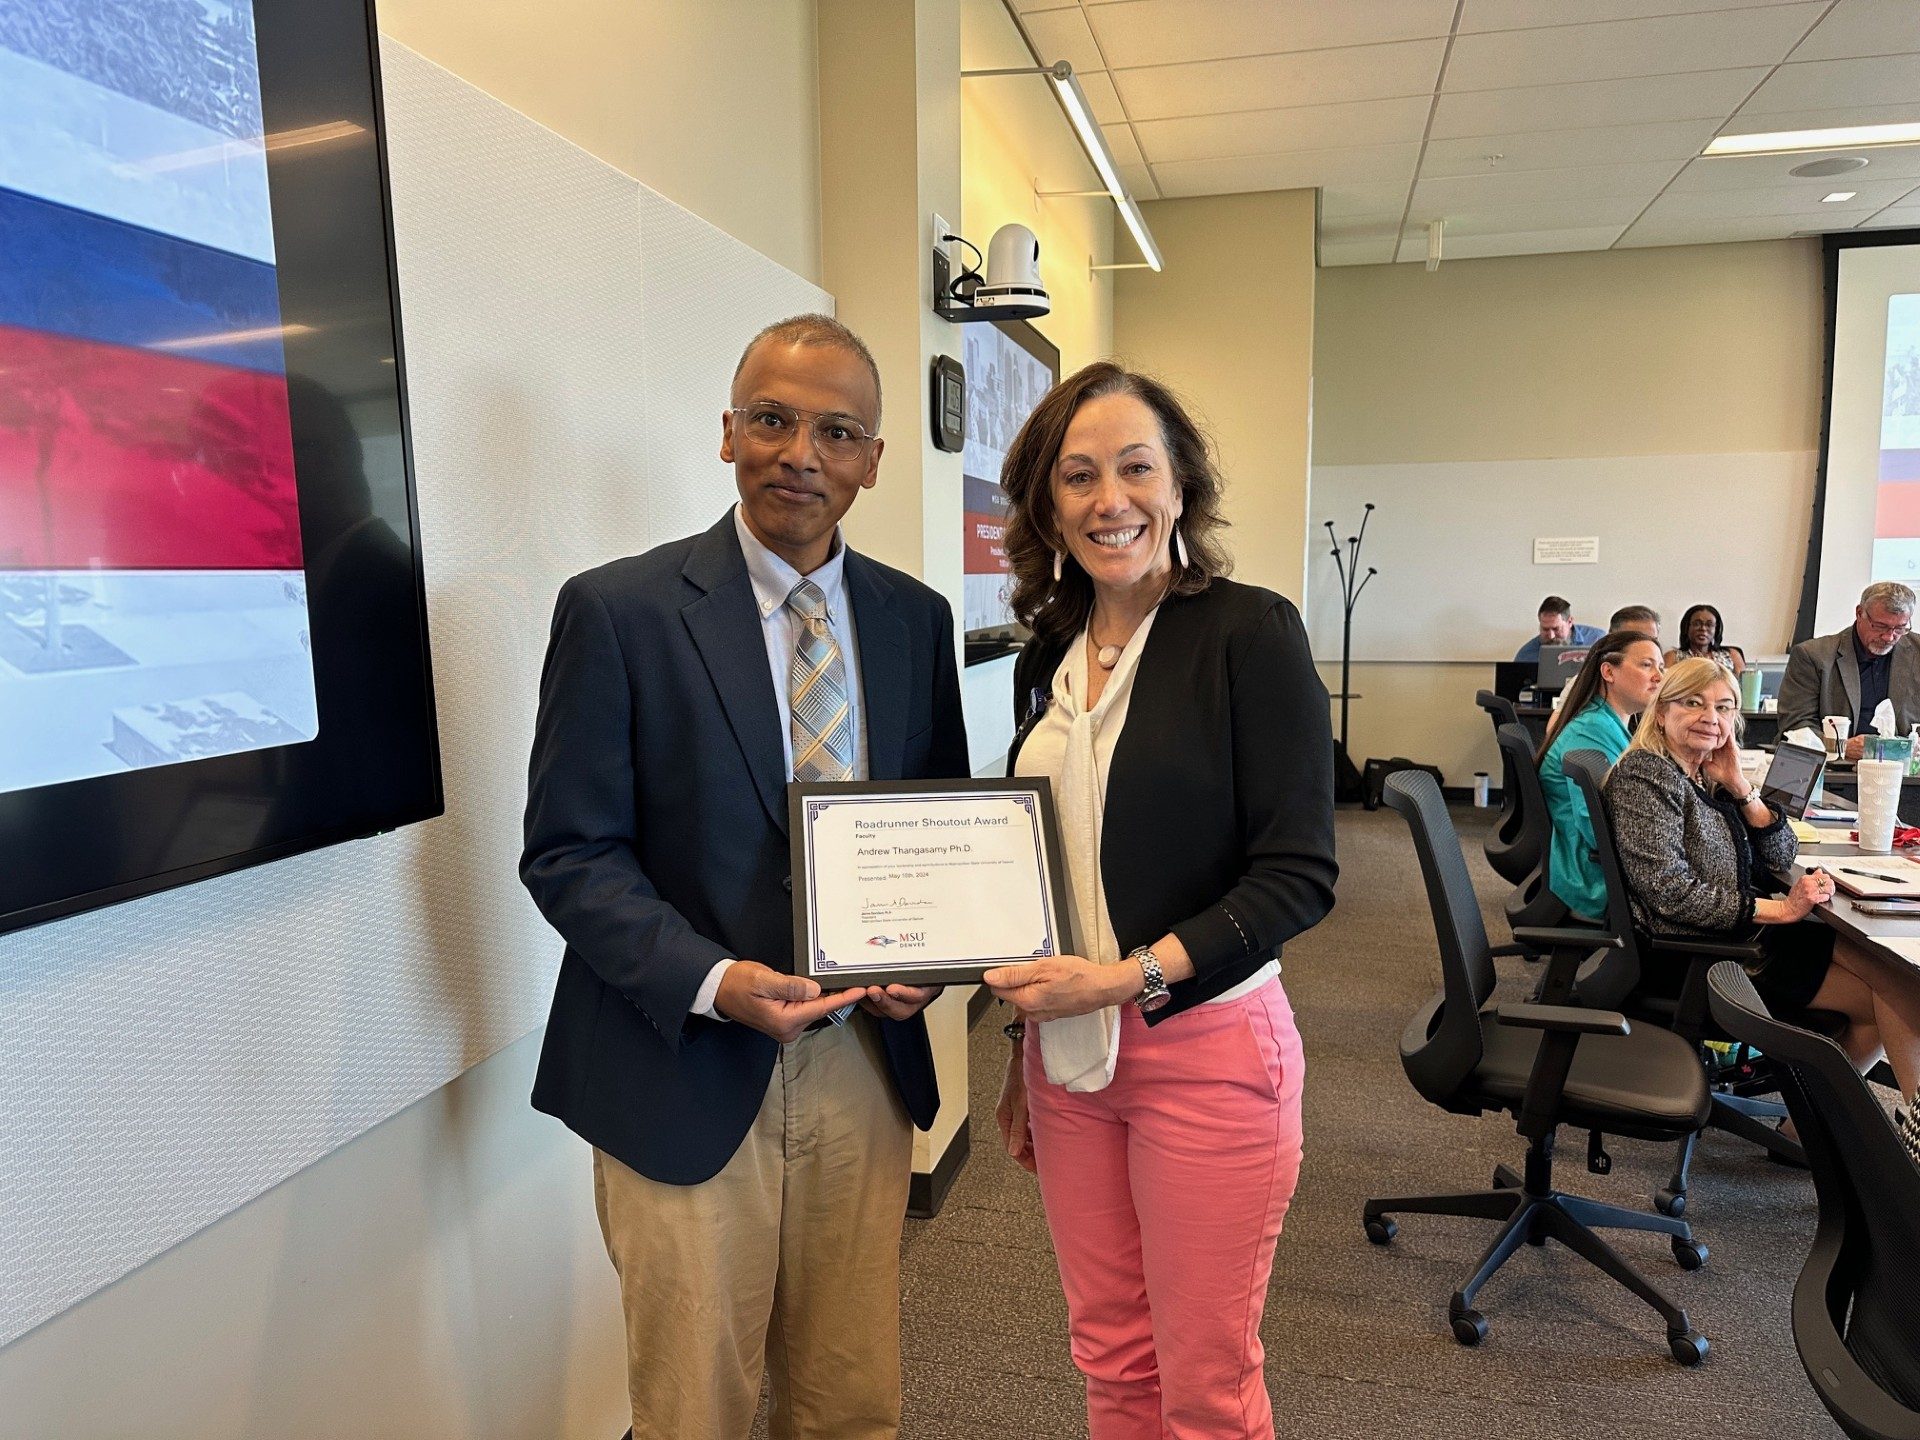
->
[867,932,927,949]
[866,935,897,947]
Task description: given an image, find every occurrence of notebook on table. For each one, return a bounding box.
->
[1825,860,1920,900]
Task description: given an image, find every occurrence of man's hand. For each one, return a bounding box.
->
[715,960,869,1043]
[1845,734,1867,763]
[858,983,939,1021]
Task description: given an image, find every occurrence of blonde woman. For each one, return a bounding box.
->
[1606,658,1920,1101]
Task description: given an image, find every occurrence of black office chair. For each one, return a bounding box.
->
[1478,695,1528,881]
[1496,724,1570,938]
[1563,749,1815,1215]
[1708,962,1920,1438]
[1364,769,1712,1364]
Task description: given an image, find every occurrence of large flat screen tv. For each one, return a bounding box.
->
[962,319,1059,666]
[0,0,441,936]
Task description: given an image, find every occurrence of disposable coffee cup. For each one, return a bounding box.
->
[1823,715,1852,757]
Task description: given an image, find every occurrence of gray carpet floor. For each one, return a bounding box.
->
[879,804,1843,1440]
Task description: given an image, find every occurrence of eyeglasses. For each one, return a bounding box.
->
[730,403,876,460]
[1861,613,1912,638]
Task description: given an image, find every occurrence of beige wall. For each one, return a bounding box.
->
[1113,190,1318,602]
[1312,240,1825,788]
[1316,239,1823,466]
[377,0,822,282]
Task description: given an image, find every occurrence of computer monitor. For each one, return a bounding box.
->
[1535,644,1588,693]
[1755,664,1787,700]
[1760,741,1827,819]
[1493,661,1534,703]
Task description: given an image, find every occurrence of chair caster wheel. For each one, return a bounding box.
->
[1668,1330,1709,1366]
[1451,1309,1488,1347]
[1655,1187,1686,1218]
[1671,1238,1708,1271]
[1364,1217,1397,1245]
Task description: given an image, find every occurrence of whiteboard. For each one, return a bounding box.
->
[1304,452,1816,663]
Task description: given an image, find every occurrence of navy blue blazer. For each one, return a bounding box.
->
[521,509,971,1185]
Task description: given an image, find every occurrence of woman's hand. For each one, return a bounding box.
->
[1761,871,1832,923]
[1701,737,1749,797]
[982,955,1139,1021]
[995,1045,1036,1174]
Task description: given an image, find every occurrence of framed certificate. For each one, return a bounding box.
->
[789,777,1076,988]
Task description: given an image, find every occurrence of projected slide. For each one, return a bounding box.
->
[0,1,317,795]
[962,323,1055,638]
[1875,294,1920,582]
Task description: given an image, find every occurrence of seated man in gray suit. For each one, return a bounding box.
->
[1777,580,1920,760]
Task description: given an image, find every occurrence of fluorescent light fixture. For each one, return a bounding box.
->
[1042,65,1163,272]
[1823,191,1858,202]
[152,323,315,351]
[1704,122,1920,156]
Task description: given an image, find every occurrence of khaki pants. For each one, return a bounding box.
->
[594,1014,914,1440]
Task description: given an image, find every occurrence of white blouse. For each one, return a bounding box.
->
[1015,611,1277,1089]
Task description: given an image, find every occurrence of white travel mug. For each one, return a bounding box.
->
[1473,772,1490,808]
[1857,759,1902,854]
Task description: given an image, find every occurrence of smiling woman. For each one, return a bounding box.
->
[985,361,1337,1440]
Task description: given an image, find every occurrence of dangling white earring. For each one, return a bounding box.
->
[1173,526,1189,569]
[1052,549,1064,583]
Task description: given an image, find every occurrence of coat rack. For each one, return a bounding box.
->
[1323,504,1376,802]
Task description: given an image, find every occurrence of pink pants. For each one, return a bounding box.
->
[1025,979,1305,1440]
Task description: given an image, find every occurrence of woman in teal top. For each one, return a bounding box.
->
[1535,629,1668,920]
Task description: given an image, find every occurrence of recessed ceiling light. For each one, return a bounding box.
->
[1706,123,1920,156]
[1823,191,1858,203]
[1789,155,1871,178]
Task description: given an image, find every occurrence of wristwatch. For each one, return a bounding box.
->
[1129,946,1172,1013]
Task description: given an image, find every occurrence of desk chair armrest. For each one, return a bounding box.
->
[1512,926,1622,951]
[1647,933,1763,962]
[1496,1002,1631,1036]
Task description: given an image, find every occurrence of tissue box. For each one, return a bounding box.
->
[1864,735,1913,768]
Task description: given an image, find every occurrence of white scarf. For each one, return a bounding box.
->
[1034,610,1157,1093]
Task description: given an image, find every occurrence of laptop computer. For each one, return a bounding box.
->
[1535,644,1588,693]
[1760,740,1826,819]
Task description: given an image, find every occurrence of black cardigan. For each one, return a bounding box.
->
[1007,578,1338,1022]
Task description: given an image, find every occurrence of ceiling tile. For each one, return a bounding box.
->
[1462,0,1822,30]
[1079,70,1126,125]
[1431,69,1769,138]
[1643,179,1917,218]
[1668,148,1920,192]
[1444,5,1825,91]
[1117,161,1161,199]
[1086,0,1454,70]
[1102,124,1146,167]
[1413,160,1684,210]
[1020,7,1107,73]
[1859,205,1920,227]
[1400,225,1629,261]
[1789,0,1920,63]
[1152,143,1421,197]
[1615,212,1863,246]
[1739,52,1920,113]
[1111,39,1447,122]
[1132,96,1430,163]
[1421,119,1724,175]
[1011,1,1079,11]
[1406,195,1651,233]
[1320,183,1415,220]
[1320,236,1401,266]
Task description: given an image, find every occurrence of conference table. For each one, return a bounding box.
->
[1791,827,1920,975]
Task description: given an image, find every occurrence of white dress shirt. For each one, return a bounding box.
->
[693,506,868,1018]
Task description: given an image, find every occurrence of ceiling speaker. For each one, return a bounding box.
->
[1788,155,1870,177]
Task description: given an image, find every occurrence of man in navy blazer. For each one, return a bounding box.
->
[521,315,969,1440]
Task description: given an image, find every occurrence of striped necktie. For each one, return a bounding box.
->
[787,578,857,1025]
[787,579,854,783]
